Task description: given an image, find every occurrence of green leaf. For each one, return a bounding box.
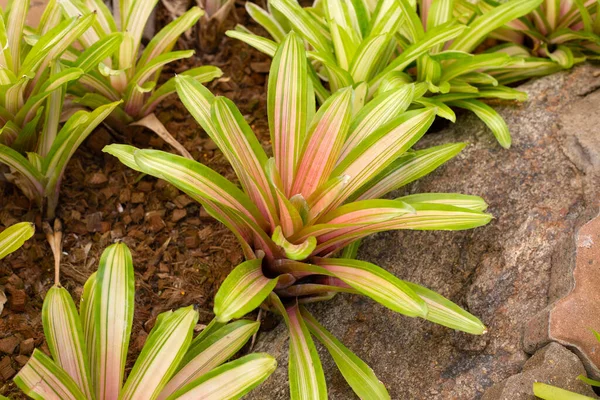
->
[315,258,428,317]
[270,295,327,400]
[292,87,353,198]
[333,108,436,207]
[120,306,198,400]
[301,307,390,400]
[246,2,287,42]
[403,281,487,334]
[533,382,595,400]
[226,29,278,57]
[138,7,203,67]
[213,258,278,322]
[92,243,135,399]
[42,286,93,398]
[270,0,332,53]
[164,353,277,400]
[447,99,511,148]
[272,225,317,260]
[73,32,124,73]
[14,349,87,400]
[0,221,34,260]
[0,144,45,202]
[159,320,260,399]
[449,0,543,52]
[398,193,488,212]
[268,32,314,194]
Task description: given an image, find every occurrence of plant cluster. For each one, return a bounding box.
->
[106,32,492,398]
[0,0,222,219]
[480,0,600,83]
[2,0,597,399]
[14,242,276,400]
[230,0,543,148]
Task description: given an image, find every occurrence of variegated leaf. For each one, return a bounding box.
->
[120,306,198,400]
[0,221,34,260]
[213,258,278,322]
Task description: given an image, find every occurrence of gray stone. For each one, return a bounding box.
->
[482,343,597,400]
[249,64,600,399]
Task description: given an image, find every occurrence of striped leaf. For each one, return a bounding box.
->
[449,0,543,52]
[123,0,160,66]
[447,99,511,148]
[246,2,287,42]
[142,66,223,115]
[79,272,97,393]
[159,320,260,399]
[403,281,487,334]
[292,87,353,198]
[315,258,428,317]
[0,144,45,202]
[269,0,332,53]
[398,193,489,212]
[73,33,124,73]
[92,243,135,399]
[439,53,513,83]
[164,353,277,400]
[300,307,390,400]
[317,199,415,226]
[272,226,317,260]
[14,349,86,400]
[332,108,436,207]
[0,221,34,260]
[270,295,327,400]
[213,259,278,322]
[226,30,278,57]
[268,32,314,195]
[138,7,203,67]
[6,0,28,73]
[211,96,278,227]
[120,306,198,400]
[42,286,93,398]
[342,83,416,159]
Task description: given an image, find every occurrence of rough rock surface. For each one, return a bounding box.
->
[482,343,597,400]
[524,214,600,380]
[249,64,600,399]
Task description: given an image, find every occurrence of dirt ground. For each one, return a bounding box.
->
[0,1,273,396]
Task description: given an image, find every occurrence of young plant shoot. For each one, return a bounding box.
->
[105,32,492,399]
[14,242,276,400]
[230,0,543,148]
[58,0,223,158]
[479,0,600,83]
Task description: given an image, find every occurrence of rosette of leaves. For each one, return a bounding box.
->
[14,242,276,400]
[0,0,123,218]
[476,0,600,84]
[58,0,223,158]
[105,32,493,398]
[229,0,542,148]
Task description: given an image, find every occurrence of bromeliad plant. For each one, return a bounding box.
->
[14,242,276,400]
[0,100,120,218]
[105,32,493,398]
[480,0,600,83]
[58,0,223,157]
[0,0,96,148]
[230,0,542,148]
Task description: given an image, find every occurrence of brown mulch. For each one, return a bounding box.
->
[0,1,272,396]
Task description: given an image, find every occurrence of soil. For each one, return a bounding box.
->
[0,1,272,396]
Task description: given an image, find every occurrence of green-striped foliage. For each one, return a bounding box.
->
[14,243,276,400]
[56,0,222,153]
[105,31,491,399]
[472,0,600,83]
[231,0,542,148]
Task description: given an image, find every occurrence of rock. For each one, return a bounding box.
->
[482,343,597,399]
[247,64,600,399]
[524,214,600,378]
